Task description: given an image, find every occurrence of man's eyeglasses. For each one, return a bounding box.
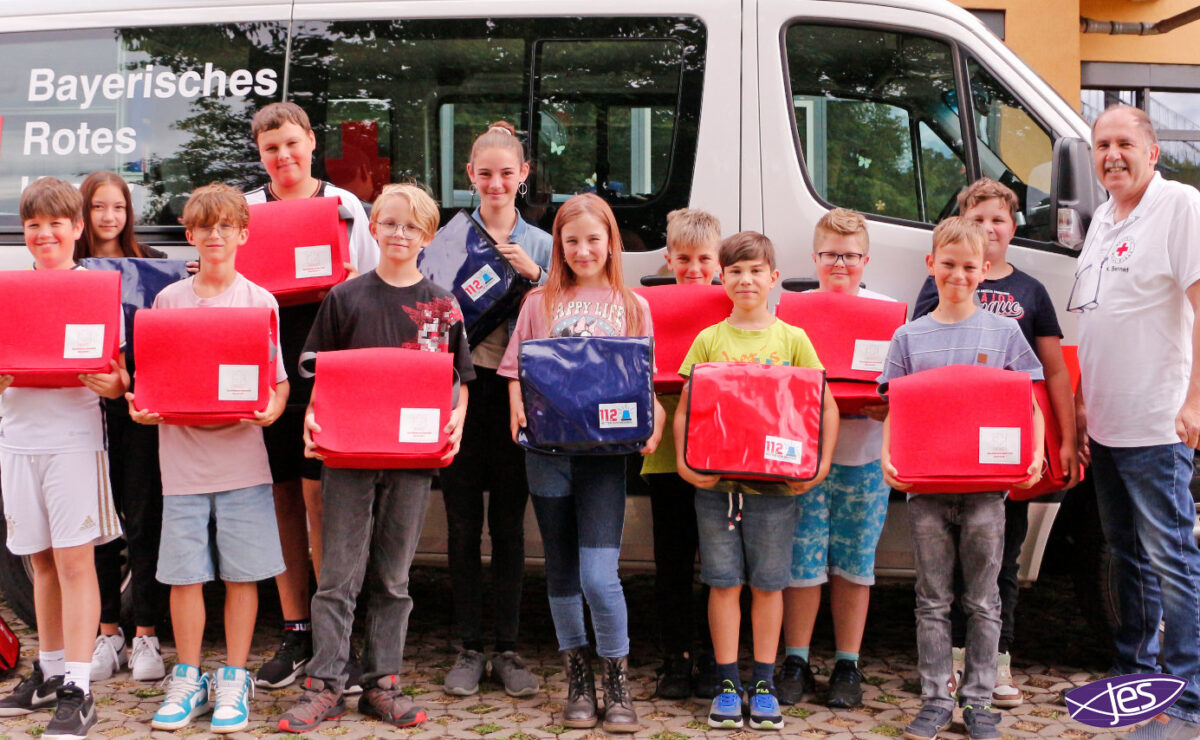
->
[816,251,864,266]
[192,224,240,239]
[375,221,424,239]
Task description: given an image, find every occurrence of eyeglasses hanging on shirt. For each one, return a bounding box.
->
[1067,218,1138,314]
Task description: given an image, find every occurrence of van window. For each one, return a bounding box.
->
[785,24,968,224]
[0,25,287,233]
[287,17,705,252]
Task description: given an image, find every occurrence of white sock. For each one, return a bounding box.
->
[64,662,90,694]
[39,650,65,678]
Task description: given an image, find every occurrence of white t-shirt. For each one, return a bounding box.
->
[244,181,379,275]
[1077,173,1200,447]
[805,287,896,466]
[152,274,288,495]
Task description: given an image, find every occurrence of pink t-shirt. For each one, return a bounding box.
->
[497,286,653,379]
[151,274,288,495]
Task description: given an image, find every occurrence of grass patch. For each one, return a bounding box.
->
[401,685,430,697]
[466,703,498,714]
[685,720,708,730]
[875,693,902,705]
[542,725,568,735]
[507,733,538,740]
[650,732,687,740]
[472,723,503,735]
[864,675,886,687]
[28,727,44,739]
[870,725,903,737]
[132,687,164,699]
[784,705,812,719]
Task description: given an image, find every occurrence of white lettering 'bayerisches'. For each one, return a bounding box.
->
[27,65,278,110]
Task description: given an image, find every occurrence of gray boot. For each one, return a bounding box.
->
[600,656,639,733]
[561,648,597,728]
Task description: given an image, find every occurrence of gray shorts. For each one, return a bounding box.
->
[157,483,285,585]
[695,487,798,591]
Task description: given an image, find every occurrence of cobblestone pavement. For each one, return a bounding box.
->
[0,567,1130,739]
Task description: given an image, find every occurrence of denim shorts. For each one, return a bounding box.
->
[156,484,285,585]
[790,463,890,587]
[695,488,798,591]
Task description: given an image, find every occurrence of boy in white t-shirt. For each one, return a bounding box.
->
[128,183,289,734]
[778,208,894,709]
[0,177,125,739]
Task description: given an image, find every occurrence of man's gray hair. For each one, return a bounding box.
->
[1092,103,1158,147]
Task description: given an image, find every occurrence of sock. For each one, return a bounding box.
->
[64,662,90,694]
[494,641,516,654]
[785,646,810,662]
[39,650,65,678]
[716,661,741,691]
[284,619,311,633]
[834,651,859,664]
[752,661,775,687]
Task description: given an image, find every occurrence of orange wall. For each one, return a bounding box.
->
[1080,0,1200,66]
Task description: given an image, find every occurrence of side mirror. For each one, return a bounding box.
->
[1050,136,1105,251]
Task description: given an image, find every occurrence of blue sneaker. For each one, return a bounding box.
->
[745,680,783,730]
[151,664,211,730]
[708,679,744,729]
[211,665,253,734]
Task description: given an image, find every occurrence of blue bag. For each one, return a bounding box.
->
[419,210,531,348]
[518,336,655,455]
[80,258,191,373]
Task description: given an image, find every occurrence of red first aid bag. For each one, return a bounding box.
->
[888,364,1035,493]
[634,284,732,393]
[132,307,278,425]
[0,614,18,674]
[684,362,826,482]
[0,270,121,387]
[239,197,351,306]
[776,291,906,414]
[1009,381,1084,500]
[311,347,455,469]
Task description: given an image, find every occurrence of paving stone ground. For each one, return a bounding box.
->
[0,567,1131,739]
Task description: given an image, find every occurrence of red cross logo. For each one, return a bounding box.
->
[1116,243,1130,257]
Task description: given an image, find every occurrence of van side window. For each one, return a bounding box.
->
[785,24,968,224]
[0,25,287,232]
[287,17,705,252]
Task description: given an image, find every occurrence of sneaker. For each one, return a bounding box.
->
[991,652,1022,708]
[490,650,539,697]
[90,629,125,681]
[903,704,953,740]
[774,654,814,705]
[745,680,783,730]
[343,645,363,696]
[129,635,167,682]
[444,648,485,696]
[43,685,96,740]
[693,653,718,699]
[211,665,253,734]
[150,663,212,730]
[962,704,1001,740]
[359,674,427,728]
[0,662,63,716]
[278,677,346,733]
[654,653,692,700]
[256,629,312,689]
[947,646,964,698]
[827,658,864,708]
[708,679,744,729]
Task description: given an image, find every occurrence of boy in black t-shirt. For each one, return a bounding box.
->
[911,178,1078,709]
[276,184,472,733]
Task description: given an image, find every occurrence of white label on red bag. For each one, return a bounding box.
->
[461,264,501,301]
[850,339,890,373]
[400,408,441,443]
[218,364,260,402]
[764,435,804,464]
[598,402,637,428]
[979,426,1021,465]
[294,245,333,279]
[63,324,105,359]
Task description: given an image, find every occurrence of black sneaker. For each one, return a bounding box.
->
[827,659,864,708]
[0,662,63,716]
[256,630,312,689]
[44,684,96,739]
[774,654,813,705]
[693,653,718,699]
[654,653,693,700]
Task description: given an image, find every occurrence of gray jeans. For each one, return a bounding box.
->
[309,467,432,692]
[908,493,1004,709]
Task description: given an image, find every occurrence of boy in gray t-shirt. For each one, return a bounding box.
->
[877,218,1043,740]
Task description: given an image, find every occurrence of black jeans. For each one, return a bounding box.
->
[439,366,529,648]
[950,497,1027,653]
[646,472,709,656]
[95,399,169,628]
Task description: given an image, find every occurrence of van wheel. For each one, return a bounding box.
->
[1062,478,1119,640]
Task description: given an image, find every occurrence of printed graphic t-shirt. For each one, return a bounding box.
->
[912,266,1062,349]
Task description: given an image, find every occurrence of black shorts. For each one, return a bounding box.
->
[265,404,323,482]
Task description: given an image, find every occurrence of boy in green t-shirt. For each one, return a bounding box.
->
[675,231,839,730]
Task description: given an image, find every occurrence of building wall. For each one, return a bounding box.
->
[1079,0,1200,69]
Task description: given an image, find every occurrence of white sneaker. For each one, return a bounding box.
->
[129,636,167,681]
[90,630,126,681]
[992,651,1023,708]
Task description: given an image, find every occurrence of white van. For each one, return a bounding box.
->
[0,0,1116,629]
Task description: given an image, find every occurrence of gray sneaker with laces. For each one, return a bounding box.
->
[444,649,485,696]
[490,651,539,697]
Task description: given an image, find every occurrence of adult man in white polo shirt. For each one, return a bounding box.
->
[1074,103,1200,739]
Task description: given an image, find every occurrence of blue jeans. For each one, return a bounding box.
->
[1091,439,1200,723]
[526,452,629,658]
